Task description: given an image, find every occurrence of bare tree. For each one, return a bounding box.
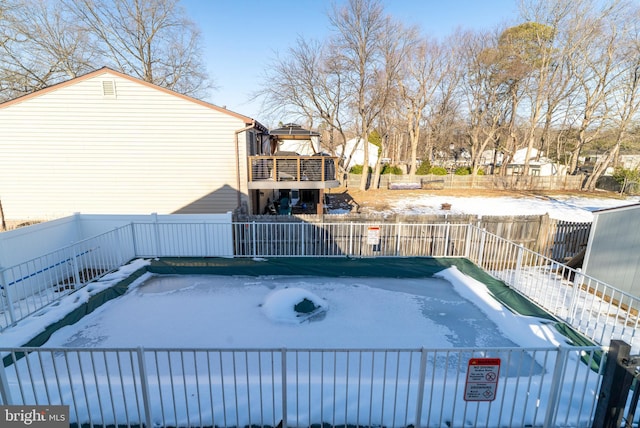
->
[457,30,506,175]
[64,0,211,97]
[0,0,94,101]
[369,19,418,188]
[424,36,463,169]
[557,0,626,175]
[397,36,450,179]
[584,4,640,190]
[329,0,404,190]
[501,14,560,176]
[0,0,211,100]
[256,37,351,163]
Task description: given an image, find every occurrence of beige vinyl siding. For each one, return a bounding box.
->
[0,72,251,220]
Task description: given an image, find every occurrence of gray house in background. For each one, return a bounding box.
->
[582,203,640,297]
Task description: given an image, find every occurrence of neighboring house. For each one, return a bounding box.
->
[335,138,380,169]
[247,123,340,215]
[0,67,268,221]
[479,149,504,167]
[582,203,640,298]
[505,148,566,176]
[619,154,640,170]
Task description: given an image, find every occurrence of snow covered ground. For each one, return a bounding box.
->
[364,194,639,221]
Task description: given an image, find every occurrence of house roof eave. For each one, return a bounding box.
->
[0,66,266,130]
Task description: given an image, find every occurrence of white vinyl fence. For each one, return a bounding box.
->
[0,346,604,428]
[1,215,232,330]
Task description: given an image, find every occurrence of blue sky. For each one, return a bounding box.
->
[181,1,519,122]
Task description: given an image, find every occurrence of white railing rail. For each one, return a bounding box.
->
[467,227,640,350]
[3,220,639,351]
[232,222,469,258]
[0,226,135,329]
[0,346,604,428]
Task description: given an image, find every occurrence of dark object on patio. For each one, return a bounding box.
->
[279,197,291,215]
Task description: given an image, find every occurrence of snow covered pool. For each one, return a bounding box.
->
[2,262,602,428]
[43,266,565,350]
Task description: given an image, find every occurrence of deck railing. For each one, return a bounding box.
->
[248,155,338,183]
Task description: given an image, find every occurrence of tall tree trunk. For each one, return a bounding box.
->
[407,126,419,179]
[583,142,620,191]
[358,132,370,190]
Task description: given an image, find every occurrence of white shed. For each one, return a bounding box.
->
[505,148,564,176]
[582,203,640,297]
[0,67,267,221]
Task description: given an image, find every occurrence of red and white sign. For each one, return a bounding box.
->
[464,358,501,401]
[367,226,381,245]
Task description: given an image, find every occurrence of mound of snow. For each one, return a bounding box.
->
[262,288,328,324]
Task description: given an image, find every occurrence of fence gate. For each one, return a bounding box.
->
[550,220,591,262]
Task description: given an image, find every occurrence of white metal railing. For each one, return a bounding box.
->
[232,221,640,350]
[0,220,232,331]
[232,222,469,257]
[466,227,640,350]
[3,220,639,352]
[1,219,637,426]
[0,226,135,329]
[0,346,604,427]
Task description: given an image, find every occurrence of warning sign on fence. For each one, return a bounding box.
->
[367,226,380,245]
[464,358,501,402]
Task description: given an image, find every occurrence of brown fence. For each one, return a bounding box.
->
[347,173,584,191]
[549,220,592,262]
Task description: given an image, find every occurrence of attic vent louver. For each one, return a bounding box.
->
[102,80,116,97]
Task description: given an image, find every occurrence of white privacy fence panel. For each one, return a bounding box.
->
[0,226,135,329]
[132,222,233,257]
[0,217,81,269]
[0,346,604,428]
